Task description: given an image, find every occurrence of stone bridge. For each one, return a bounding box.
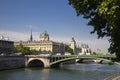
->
[25,55,116,68]
[25,55,50,68]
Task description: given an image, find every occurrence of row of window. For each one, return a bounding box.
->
[0,41,13,48]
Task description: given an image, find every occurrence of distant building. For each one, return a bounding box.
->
[70,37,76,54]
[0,35,14,55]
[69,37,91,54]
[14,31,65,54]
[80,44,91,54]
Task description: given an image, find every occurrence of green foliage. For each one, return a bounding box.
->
[30,49,39,55]
[69,0,120,60]
[14,44,24,53]
[65,45,73,54]
[92,52,96,55]
[96,52,104,56]
[14,45,40,55]
[92,52,104,55]
[21,47,31,55]
[108,60,114,65]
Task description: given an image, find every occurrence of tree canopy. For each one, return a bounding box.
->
[14,45,40,55]
[65,45,73,54]
[68,0,120,59]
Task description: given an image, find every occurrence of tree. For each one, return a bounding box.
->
[14,45,40,55]
[14,44,24,53]
[65,45,73,54]
[68,0,120,59]
[92,52,96,55]
[14,45,31,55]
[30,49,39,55]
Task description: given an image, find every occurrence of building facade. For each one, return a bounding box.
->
[0,37,14,55]
[70,37,76,54]
[14,31,65,54]
[69,37,91,54]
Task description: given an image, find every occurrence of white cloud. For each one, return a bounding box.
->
[0,30,29,41]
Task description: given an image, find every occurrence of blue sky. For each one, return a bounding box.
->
[0,0,110,53]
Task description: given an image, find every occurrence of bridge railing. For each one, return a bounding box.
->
[49,54,116,63]
[50,54,116,58]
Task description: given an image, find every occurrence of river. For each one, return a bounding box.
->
[0,63,120,80]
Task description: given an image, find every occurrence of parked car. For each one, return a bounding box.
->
[56,53,61,55]
[64,52,71,55]
[78,53,84,55]
[0,53,6,56]
[86,53,90,55]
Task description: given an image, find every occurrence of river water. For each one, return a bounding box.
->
[0,63,120,80]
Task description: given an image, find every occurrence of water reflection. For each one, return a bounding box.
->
[24,68,50,80]
[0,63,120,80]
[61,63,120,72]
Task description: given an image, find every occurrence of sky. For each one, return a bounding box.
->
[0,0,110,54]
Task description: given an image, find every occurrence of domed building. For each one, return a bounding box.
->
[39,31,49,41]
[14,31,65,54]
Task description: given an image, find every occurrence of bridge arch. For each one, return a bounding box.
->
[27,58,45,67]
[50,57,116,67]
[50,57,77,67]
[76,58,111,63]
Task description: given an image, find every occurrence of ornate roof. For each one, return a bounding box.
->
[40,31,49,37]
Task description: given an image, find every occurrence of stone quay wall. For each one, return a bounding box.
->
[0,56,26,70]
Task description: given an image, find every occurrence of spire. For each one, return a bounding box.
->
[30,29,33,42]
[71,37,75,42]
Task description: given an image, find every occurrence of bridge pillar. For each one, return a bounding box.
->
[43,58,50,68]
[25,56,29,67]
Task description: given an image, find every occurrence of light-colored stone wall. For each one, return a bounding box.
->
[14,41,65,54]
[14,31,65,54]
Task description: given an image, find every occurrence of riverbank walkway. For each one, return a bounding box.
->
[104,73,120,80]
